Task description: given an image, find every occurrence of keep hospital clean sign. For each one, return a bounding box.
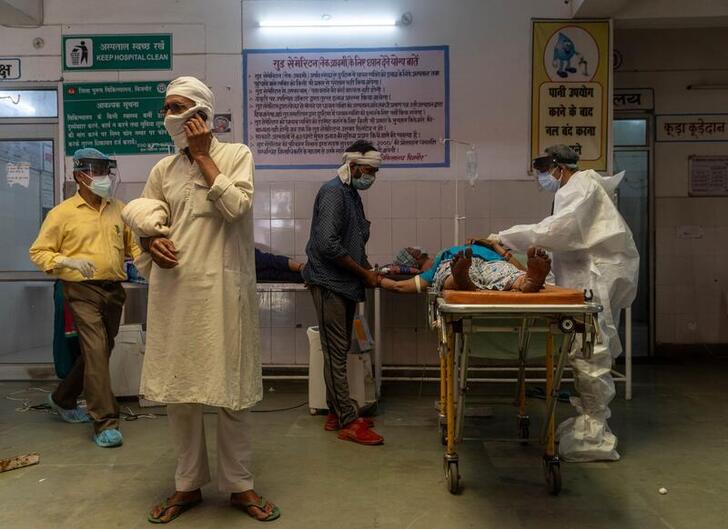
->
[62,34,172,71]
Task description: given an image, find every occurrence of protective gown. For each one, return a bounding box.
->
[499,169,639,461]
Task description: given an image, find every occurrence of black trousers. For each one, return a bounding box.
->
[309,285,358,426]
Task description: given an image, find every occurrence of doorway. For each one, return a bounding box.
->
[0,88,59,373]
[613,116,652,356]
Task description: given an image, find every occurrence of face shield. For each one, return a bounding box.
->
[532,154,557,175]
[73,158,120,197]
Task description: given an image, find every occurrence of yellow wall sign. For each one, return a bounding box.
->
[531,20,611,171]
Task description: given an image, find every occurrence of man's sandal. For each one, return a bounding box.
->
[233,497,281,522]
[147,498,202,524]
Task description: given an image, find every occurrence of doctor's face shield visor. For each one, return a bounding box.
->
[73,158,117,178]
[532,154,557,174]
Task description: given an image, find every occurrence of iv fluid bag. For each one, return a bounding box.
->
[466,147,478,185]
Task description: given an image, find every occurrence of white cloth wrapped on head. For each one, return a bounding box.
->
[164,76,215,149]
[121,198,171,279]
[165,76,215,126]
[337,149,382,185]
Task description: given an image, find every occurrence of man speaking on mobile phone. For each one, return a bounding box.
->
[134,76,279,523]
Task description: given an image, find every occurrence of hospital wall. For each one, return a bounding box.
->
[615,27,728,345]
[244,0,566,364]
[3,0,571,365]
[0,0,245,361]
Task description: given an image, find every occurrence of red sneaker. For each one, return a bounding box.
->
[337,418,383,445]
[324,413,374,431]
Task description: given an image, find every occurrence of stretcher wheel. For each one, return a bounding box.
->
[559,317,575,333]
[543,459,562,495]
[446,460,461,494]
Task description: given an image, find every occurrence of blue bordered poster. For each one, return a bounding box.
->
[243,46,450,169]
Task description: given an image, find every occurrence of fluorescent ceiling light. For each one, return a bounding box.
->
[259,17,398,28]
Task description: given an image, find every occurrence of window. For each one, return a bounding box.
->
[0,89,58,118]
[614,119,647,147]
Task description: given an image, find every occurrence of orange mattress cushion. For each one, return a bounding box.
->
[442,285,584,305]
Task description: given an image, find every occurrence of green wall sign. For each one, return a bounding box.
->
[63,34,172,71]
[64,81,173,156]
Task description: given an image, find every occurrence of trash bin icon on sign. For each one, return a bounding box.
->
[65,38,93,68]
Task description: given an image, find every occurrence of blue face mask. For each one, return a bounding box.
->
[537,170,561,193]
[352,173,376,190]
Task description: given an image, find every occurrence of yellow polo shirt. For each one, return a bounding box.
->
[29,193,141,282]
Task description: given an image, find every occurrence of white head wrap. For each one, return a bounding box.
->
[337,149,383,185]
[164,76,215,149]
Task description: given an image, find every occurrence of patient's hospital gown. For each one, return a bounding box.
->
[139,138,262,410]
[498,169,639,461]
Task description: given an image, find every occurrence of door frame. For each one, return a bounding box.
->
[0,85,60,281]
[614,113,655,356]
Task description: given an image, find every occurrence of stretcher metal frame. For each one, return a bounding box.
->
[429,292,602,495]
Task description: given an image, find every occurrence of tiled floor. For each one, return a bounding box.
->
[1,361,726,528]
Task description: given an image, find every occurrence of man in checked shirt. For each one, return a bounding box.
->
[303,140,384,445]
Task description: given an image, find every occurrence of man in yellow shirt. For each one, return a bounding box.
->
[29,147,140,448]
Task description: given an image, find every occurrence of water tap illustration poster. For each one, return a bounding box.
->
[531,20,611,172]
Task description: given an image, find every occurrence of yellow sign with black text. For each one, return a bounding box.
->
[531,20,610,171]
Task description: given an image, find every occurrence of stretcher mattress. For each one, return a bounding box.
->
[442,285,584,305]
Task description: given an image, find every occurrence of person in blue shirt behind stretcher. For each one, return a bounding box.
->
[378,240,552,295]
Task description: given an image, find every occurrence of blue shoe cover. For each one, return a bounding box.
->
[47,394,90,423]
[94,428,123,448]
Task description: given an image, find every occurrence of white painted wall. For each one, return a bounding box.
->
[1,0,244,188]
[615,27,728,345]
[244,0,573,183]
[0,0,244,363]
[243,0,576,363]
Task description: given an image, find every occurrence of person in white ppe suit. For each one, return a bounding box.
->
[491,144,639,462]
[134,76,280,523]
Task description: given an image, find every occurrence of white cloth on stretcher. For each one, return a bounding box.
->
[121,198,170,279]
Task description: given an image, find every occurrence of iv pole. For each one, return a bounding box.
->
[440,138,478,247]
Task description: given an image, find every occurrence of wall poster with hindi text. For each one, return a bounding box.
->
[688,156,728,197]
[531,20,611,171]
[243,46,449,169]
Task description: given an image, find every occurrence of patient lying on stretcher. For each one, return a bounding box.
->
[379,241,551,294]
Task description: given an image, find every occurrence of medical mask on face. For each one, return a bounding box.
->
[80,174,112,198]
[163,105,208,150]
[352,172,376,190]
[538,169,561,193]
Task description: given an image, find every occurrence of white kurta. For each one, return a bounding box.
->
[139,138,262,410]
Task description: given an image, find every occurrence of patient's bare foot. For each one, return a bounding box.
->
[521,246,551,293]
[450,249,478,291]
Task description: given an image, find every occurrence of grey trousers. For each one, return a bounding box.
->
[309,285,358,426]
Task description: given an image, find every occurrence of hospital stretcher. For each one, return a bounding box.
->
[429,286,602,495]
